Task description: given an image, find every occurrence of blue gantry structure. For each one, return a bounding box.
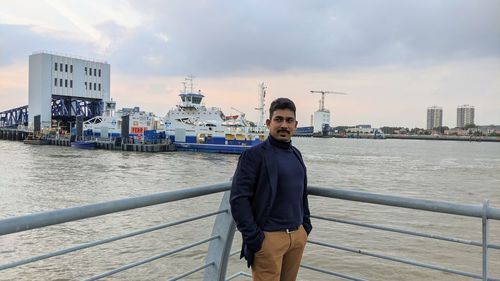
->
[0,97,103,128]
[50,96,103,121]
[0,105,28,128]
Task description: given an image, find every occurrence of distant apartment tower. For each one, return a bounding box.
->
[28,52,110,129]
[426,106,443,130]
[456,105,475,128]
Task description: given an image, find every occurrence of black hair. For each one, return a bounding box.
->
[269,98,296,119]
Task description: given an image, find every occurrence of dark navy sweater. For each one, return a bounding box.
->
[262,135,305,231]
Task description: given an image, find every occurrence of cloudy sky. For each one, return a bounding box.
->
[1,0,499,128]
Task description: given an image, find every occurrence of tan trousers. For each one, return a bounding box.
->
[252,225,308,281]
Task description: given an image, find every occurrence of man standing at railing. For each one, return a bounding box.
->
[230,97,312,281]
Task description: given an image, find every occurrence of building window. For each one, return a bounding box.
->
[98,69,101,77]
[70,80,73,88]
[89,68,92,76]
[70,65,73,73]
[59,79,62,87]
[65,79,68,87]
[85,82,87,90]
[54,78,57,86]
[98,83,101,91]
[54,63,58,71]
[94,83,96,91]
[60,63,63,71]
[93,68,96,76]
[85,67,87,75]
[65,64,68,72]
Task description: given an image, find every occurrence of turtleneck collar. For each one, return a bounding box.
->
[268,134,292,150]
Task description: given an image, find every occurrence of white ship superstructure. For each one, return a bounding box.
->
[83,101,163,139]
[163,77,265,152]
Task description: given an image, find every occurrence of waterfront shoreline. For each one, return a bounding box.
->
[385,134,500,142]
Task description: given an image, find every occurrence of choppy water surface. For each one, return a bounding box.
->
[0,138,499,280]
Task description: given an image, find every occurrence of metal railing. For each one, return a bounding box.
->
[303,186,500,281]
[0,182,499,280]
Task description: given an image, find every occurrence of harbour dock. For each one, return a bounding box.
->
[0,128,176,152]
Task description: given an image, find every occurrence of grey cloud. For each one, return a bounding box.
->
[0,24,98,65]
[0,24,56,65]
[2,0,499,76]
[113,0,500,75]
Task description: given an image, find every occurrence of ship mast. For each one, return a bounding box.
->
[185,76,195,104]
[186,76,195,93]
[255,82,266,128]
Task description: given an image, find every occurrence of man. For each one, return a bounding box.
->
[230,97,312,281]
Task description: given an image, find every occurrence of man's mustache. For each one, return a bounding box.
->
[278,129,290,133]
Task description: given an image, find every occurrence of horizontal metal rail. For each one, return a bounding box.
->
[308,239,499,280]
[0,182,231,236]
[307,186,500,281]
[308,186,500,220]
[0,210,226,271]
[83,235,219,281]
[301,263,368,281]
[225,271,252,280]
[168,262,215,281]
[311,214,500,250]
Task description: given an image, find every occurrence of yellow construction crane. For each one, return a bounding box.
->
[310,90,347,112]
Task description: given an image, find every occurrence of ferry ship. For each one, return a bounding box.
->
[79,78,267,153]
[82,101,165,142]
[163,77,266,153]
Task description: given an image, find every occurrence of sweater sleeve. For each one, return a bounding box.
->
[294,147,313,235]
[230,150,265,252]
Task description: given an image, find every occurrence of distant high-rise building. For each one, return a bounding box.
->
[457,105,475,128]
[426,106,443,130]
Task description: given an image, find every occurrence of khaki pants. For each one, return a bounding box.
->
[252,225,308,281]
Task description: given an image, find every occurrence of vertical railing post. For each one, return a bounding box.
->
[482,200,489,281]
[203,191,236,281]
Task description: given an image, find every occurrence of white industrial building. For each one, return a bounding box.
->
[28,52,110,129]
[313,110,330,134]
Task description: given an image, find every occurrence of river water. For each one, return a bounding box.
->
[0,138,499,280]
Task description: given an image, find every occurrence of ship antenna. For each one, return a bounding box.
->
[186,75,195,93]
[181,81,187,94]
[185,75,196,104]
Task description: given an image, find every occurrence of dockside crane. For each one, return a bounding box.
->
[310,90,348,111]
[230,107,246,119]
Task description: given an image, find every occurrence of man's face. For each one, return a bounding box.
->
[266,108,298,142]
